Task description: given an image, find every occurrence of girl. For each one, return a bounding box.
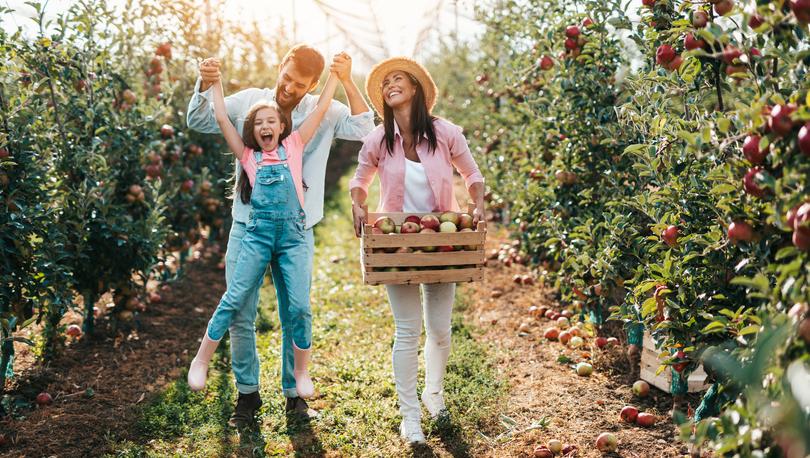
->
[349,57,485,444]
[187,60,340,402]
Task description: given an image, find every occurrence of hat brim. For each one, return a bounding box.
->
[365,57,437,118]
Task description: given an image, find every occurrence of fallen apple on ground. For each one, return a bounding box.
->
[595,337,608,349]
[632,380,650,397]
[36,392,53,406]
[596,432,617,452]
[636,412,656,427]
[544,327,560,340]
[576,362,593,376]
[620,405,639,423]
[547,439,563,454]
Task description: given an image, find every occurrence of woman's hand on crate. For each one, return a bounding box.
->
[352,202,367,238]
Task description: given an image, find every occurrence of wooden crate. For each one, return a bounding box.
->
[361,211,487,285]
[640,332,709,393]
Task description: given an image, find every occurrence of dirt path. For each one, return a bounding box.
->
[0,254,226,457]
[460,229,688,457]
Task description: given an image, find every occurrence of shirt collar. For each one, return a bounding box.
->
[393,120,428,140]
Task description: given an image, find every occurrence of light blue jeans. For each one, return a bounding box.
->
[217,219,314,397]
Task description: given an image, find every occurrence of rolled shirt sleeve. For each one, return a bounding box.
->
[331,101,376,142]
[348,134,380,193]
[447,125,485,189]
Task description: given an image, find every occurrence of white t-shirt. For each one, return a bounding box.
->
[403,158,436,213]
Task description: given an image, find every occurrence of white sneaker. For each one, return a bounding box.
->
[399,418,426,444]
[421,391,447,418]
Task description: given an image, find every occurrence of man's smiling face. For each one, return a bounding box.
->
[275,62,319,111]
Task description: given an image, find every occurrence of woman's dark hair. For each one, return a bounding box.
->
[238,102,291,204]
[380,72,437,155]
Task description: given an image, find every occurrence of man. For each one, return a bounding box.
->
[187,44,374,426]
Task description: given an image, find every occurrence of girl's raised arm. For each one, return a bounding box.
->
[212,76,246,160]
[296,72,340,145]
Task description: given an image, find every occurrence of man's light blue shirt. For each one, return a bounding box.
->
[186,78,375,228]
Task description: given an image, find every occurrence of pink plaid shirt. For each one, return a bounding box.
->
[349,118,484,212]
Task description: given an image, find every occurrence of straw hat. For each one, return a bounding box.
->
[365,57,437,117]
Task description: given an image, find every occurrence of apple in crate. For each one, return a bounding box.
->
[438,245,455,252]
[374,216,396,234]
[420,214,441,231]
[439,221,457,233]
[404,214,421,224]
[439,211,459,226]
[420,227,437,252]
[458,212,474,230]
[458,228,478,250]
[401,221,420,234]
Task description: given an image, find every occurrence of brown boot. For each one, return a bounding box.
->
[285,396,319,420]
[228,391,262,428]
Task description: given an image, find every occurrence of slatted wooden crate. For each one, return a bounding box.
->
[640,332,709,393]
[361,211,487,285]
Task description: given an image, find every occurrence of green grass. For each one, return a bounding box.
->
[108,173,506,457]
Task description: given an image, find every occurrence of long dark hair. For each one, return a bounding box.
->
[380,72,437,155]
[238,102,291,204]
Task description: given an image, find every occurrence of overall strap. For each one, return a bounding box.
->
[252,149,262,164]
[277,143,287,161]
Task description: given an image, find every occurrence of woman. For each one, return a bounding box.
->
[349,57,485,444]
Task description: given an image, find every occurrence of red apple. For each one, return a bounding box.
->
[400,221,420,234]
[607,337,620,347]
[149,292,162,304]
[794,203,810,230]
[742,135,766,164]
[439,211,460,226]
[728,221,754,244]
[181,179,194,193]
[564,38,578,50]
[160,124,174,139]
[714,0,734,16]
[122,89,137,104]
[636,412,656,427]
[457,213,474,229]
[404,214,421,225]
[420,214,441,231]
[66,324,82,337]
[743,167,768,198]
[565,25,580,38]
[656,45,676,65]
[374,216,396,234]
[692,10,709,28]
[620,405,639,423]
[642,0,654,6]
[666,55,684,72]
[439,221,457,233]
[722,45,743,64]
[596,432,617,452]
[632,380,650,397]
[156,42,172,59]
[683,33,705,51]
[539,55,554,71]
[36,392,53,406]
[768,104,797,136]
[791,0,810,23]
[661,225,679,247]
[533,446,553,458]
[748,14,765,29]
[559,330,572,345]
[544,327,560,340]
[595,336,608,349]
[798,123,810,157]
[544,309,556,320]
[673,350,688,373]
[419,227,437,252]
[557,316,570,328]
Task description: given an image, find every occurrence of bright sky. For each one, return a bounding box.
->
[2,0,485,71]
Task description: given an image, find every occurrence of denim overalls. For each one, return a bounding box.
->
[207,145,313,395]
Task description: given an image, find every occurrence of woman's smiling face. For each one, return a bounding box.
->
[381,70,417,110]
[253,107,286,151]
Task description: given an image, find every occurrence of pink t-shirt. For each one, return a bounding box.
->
[240,131,305,207]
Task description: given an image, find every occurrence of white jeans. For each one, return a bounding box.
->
[385,283,455,420]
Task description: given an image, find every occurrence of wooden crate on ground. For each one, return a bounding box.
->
[640,332,709,393]
[361,211,487,286]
